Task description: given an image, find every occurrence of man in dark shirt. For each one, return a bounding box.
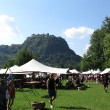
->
[47,73,56,108]
[102,74,109,92]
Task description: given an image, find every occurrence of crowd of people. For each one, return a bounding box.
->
[0,73,110,109]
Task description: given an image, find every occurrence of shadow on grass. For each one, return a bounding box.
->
[44,108,51,110]
[57,84,90,91]
[16,88,31,92]
[41,95,49,99]
[59,106,91,110]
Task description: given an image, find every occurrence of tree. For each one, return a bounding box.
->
[103,33,110,67]
[80,17,110,70]
[15,48,35,66]
[81,29,105,71]
[89,29,105,70]
[80,54,90,71]
[3,58,15,68]
[102,16,110,33]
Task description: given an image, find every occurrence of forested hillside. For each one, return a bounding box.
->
[0,34,81,69]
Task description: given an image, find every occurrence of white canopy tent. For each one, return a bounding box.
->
[69,69,80,74]
[13,59,69,75]
[0,65,19,74]
[81,70,93,75]
[100,68,110,74]
[0,65,31,75]
[92,69,101,74]
[0,68,7,74]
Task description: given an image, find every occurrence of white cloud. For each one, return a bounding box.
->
[63,27,94,39]
[0,15,24,45]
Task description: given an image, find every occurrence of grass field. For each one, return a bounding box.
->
[12,81,110,110]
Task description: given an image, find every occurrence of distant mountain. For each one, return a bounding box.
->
[0,34,81,69]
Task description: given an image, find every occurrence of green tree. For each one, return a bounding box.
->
[3,58,15,68]
[89,29,105,70]
[15,48,35,66]
[81,29,105,71]
[103,33,110,67]
[80,52,93,71]
[102,16,110,33]
[80,17,110,70]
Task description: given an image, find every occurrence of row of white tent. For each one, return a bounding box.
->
[0,59,79,75]
[81,69,101,75]
[0,59,110,75]
[81,68,110,75]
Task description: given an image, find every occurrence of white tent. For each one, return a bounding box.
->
[0,65,30,74]
[0,65,19,74]
[100,68,110,74]
[92,69,101,74]
[14,59,69,75]
[0,68,7,74]
[7,65,19,74]
[69,69,80,74]
[81,70,93,75]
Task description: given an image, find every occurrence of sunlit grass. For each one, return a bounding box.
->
[12,81,110,110]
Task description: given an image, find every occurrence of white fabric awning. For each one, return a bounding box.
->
[13,59,69,74]
[92,69,101,74]
[100,68,110,74]
[81,70,93,75]
[0,65,19,74]
[69,69,80,74]
[0,65,31,74]
[0,68,7,74]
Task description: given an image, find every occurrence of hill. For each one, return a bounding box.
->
[0,34,81,69]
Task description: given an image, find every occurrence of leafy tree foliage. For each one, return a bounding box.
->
[89,29,105,70]
[3,58,15,68]
[3,48,35,68]
[81,17,110,71]
[15,48,34,66]
[103,33,110,67]
[80,53,92,71]
[102,16,110,33]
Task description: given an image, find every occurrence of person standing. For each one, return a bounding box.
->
[47,73,56,108]
[7,80,15,110]
[0,79,7,110]
[102,74,109,92]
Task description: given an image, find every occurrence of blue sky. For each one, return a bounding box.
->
[0,0,110,56]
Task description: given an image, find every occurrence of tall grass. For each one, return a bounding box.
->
[12,81,110,110]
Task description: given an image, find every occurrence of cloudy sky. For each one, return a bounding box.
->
[0,0,110,56]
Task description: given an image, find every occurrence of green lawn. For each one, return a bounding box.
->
[12,81,110,110]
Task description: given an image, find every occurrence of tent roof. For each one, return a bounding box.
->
[81,70,93,75]
[100,68,110,74]
[14,59,69,74]
[0,65,19,74]
[0,68,7,74]
[92,69,101,74]
[0,65,31,74]
[69,69,80,74]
